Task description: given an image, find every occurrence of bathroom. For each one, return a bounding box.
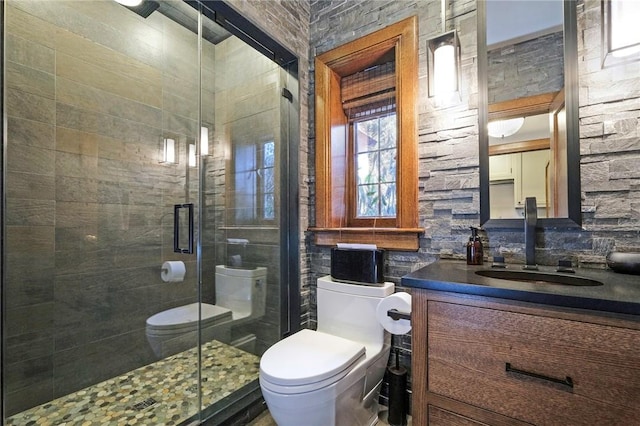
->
[2,0,640,425]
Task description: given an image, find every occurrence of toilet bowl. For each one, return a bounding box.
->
[146,302,232,358]
[145,266,267,358]
[259,276,394,426]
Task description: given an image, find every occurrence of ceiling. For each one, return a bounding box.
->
[486,0,563,46]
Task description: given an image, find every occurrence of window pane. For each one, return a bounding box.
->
[357,152,379,185]
[357,184,379,216]
[263,194,275,219]
[353,112,397,218]
[379,148,396,183]
[263,168,274,193]
[356,119,379,153]
[235,145,256,172]
[263,141,275,167]
[379,114,397,149]
[380,183,397,217]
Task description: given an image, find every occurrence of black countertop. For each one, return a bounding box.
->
[401,260,640,316]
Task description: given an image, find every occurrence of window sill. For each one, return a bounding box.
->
[308,227,423,251]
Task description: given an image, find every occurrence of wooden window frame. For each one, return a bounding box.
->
[310,16,421,251]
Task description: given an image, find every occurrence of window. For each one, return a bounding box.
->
[232,140,276,224]
[311,16,421,250]
[353,113,397,220]
[261,141,275,220]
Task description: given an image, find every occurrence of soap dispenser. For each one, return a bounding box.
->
[466,226,484,265]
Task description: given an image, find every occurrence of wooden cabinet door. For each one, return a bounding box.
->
[427,301,640,425]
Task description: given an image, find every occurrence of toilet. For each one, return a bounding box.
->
[145,265,267,358]
[259,276,394,426]
[146,302,233,358]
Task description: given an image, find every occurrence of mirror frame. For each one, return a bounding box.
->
[478,0,581,228]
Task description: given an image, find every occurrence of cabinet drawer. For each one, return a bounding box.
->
[428,405,488,426]
[427,301,640,425]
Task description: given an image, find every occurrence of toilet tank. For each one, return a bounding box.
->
[215,265,267,321]
[316,276,394,347]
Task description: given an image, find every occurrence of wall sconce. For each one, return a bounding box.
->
[602,0,640,67]
[162,138,176,164]
[200,126,209,156]
[427,0,461,106]
[189,143,197,167]
[428,30,460,98]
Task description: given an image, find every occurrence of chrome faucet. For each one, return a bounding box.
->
[523,197,538,270]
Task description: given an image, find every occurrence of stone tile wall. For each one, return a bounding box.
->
[307,0,640,413]
[488,31,564,103]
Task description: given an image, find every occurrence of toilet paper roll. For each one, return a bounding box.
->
[161,261,186,282]
[376,292,412,335]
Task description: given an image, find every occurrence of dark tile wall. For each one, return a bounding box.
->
[3,0,302,416]
[4,1,204,414]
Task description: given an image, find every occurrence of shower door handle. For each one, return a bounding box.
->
[174,203,194,254]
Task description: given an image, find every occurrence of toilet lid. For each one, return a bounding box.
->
[146,303,232,331]
[260,329,365,387]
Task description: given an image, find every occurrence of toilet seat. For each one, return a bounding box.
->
[146,303,232,336]
[260,329,365,394]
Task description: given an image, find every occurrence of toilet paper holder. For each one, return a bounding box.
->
[387,309,411,321]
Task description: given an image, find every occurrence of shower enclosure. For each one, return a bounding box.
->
[1,0,299,424]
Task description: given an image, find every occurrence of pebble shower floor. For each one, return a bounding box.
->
[6,340,260,425]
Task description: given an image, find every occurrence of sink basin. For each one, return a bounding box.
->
[475,269,603,287]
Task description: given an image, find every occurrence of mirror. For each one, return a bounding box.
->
[478,0,581,227]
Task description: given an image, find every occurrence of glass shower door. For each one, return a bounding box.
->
[2,0,297,423]
[1,0,200,422]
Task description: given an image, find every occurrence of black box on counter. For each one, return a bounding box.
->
[330,247,384,285]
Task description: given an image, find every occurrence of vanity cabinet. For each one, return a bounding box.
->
[489,150,549,208]
[412,289,640,425]
[489,154,516,181]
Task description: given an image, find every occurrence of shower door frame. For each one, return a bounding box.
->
[192,1,301,422]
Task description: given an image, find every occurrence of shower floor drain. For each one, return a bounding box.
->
[132,397,157,411]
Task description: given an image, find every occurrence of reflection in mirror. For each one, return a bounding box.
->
[489,113,550,219]
[478,0,581,227]
[488,90,568,220]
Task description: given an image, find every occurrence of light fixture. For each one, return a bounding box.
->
[114,0,142,6]
[113,0,159,18]
[200,126,209,156]
[189,144,197,167]
[162,138,176,164]
[602,0,640,67]
[487,117,525,138]
[430,33,459,97]
[427,0,461,102]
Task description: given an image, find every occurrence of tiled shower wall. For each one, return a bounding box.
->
[4,1,208,414]
[3,0,302,415]
[307,0,640,411]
